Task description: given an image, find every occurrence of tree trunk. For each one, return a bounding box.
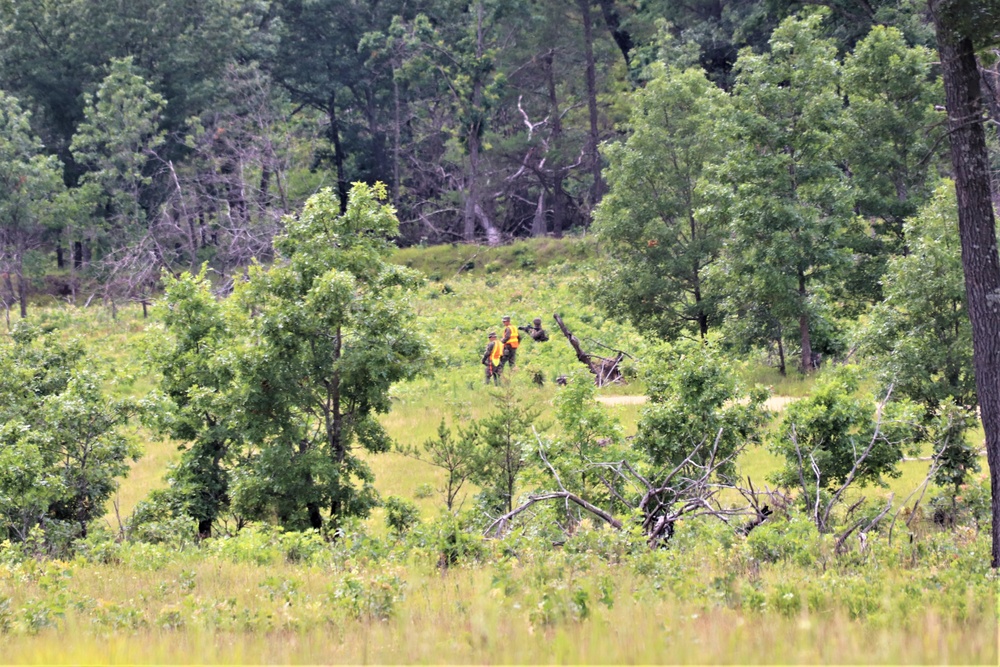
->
[579,0,604,205]
[462,3,488,243]
[531,189,547,237]
[595,0,633,67]
[798,270,812,374]
[552,175,566,238]
[56,241,64,269]
[392,65,402,205]
[777,325,786,377]
[17,266,26,319]
[931,8,1000,568]
[327,91,348,214]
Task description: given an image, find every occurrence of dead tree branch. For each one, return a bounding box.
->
[553,312,624,386]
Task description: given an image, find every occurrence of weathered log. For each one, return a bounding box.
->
[553,312,624,386]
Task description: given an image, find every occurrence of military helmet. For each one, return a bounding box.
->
[533,318,542,325]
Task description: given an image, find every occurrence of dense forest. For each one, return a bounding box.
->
[1,0,991,308]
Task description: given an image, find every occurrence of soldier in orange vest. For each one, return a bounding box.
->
[481,331,503,385]
[500,315,519,371]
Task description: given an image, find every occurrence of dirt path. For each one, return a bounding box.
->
[597,395,799,412]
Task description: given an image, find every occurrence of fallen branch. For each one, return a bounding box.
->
[553,312,624,386]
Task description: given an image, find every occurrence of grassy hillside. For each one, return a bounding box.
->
[0,238,994,664]
[9,236,982,523]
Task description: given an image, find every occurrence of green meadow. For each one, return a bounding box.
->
[0,239,996,664]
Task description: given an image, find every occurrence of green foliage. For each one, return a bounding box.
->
[228,182,428,531]
[0,91,66,317]
[713,10,854,372]
[0,323,140,542]
[927,471,992,530]
[329,571,405,622]
[71,57,166,237]
[636,338,769,479]
[399,418,477,512]
[595,63,730,339]
[544,373,627,515]
[861,183,974,414]
[841,26,943,254]
[771,368,920,493]
[383,496,420,537]
[468,384,540,516]
[744,512,820,566]
[149,268,239,536]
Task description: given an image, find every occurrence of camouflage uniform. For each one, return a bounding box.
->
[482,337,502,385]
[501,320,518,370]
[519,318,549,342]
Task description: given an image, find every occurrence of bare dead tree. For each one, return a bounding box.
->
[834,494,895,555]
[553,312,625,386]
[486,428,759,548]
[150,64,291,286]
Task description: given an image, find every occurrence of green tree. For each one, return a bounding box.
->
[0,91,65,319]
[229,182,428,531]
[0,0,264,168]
[547,372,626,517]
[70,57,166,255]
[399,418,478,513]
[470,384,539,515]
[595,63,730,339]
[860,182,980,510]
[840,25,944,305]
[0,323,140,541]
[635,338,768,481]
[861,182,974,415]
[715,10,854,373]
[771,368,919,531]
[150,269,241,537]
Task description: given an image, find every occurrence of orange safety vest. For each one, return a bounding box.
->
[505,324,519,349]
[489,340,503,365]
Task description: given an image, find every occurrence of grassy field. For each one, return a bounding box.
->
[0,237,996,664]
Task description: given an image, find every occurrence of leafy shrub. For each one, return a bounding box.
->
[124,489,198,548]
[90,602,147,630]
[329,571,405,621]
[528,580,592,627]
[156,605,185,630]
[744,513,820,566]
[117,542,175,571]
[424,513,484,566]
[278,529,327,564]
[384,496,420,537]
[73,526,122,565]
[769,581,802,616]
[927,473,991,530]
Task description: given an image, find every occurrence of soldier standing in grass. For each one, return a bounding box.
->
[500,315,519,372]
[482,331,503,385]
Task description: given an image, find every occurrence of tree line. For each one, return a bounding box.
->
[0,0,969,316]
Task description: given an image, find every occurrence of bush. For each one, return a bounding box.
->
[328,571,405,621]
[383,496,420,537]
[927,473,991,530]
[744,513,820,566]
